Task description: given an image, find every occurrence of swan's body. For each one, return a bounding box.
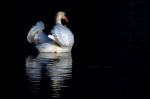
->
[27,11,74,53]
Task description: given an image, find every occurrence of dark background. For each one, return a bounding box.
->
[13,0,150,98]
[16,0,150,58]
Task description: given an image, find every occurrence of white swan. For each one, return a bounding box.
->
[27,11,74,53]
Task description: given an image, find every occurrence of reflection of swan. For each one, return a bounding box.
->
[27,11,74,52]
[25,52,72,98]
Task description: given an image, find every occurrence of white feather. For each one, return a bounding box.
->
[27,11,74,53]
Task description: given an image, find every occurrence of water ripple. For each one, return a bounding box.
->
[25,52,72,98]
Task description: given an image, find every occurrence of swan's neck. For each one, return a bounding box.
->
[56,15,62,25]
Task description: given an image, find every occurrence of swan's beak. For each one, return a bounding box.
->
[64,16,69,23]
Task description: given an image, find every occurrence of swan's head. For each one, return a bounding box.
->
[56,11,69,22]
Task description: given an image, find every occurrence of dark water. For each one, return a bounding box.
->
[15,48,150,99]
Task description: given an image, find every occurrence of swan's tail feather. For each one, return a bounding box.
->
[27,21,45,44]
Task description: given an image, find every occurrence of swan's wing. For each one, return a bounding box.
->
[27,21,53,44]
[51,24,74,47]
[48,34,62,47]
[27,21,45,44]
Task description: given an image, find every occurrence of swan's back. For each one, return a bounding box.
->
[51,24,74,47]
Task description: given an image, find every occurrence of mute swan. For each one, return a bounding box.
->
[27,11,74,53]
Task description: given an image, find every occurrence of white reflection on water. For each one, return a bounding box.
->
[25,52,72,98]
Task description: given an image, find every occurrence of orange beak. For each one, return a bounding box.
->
[64,16,69,23]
